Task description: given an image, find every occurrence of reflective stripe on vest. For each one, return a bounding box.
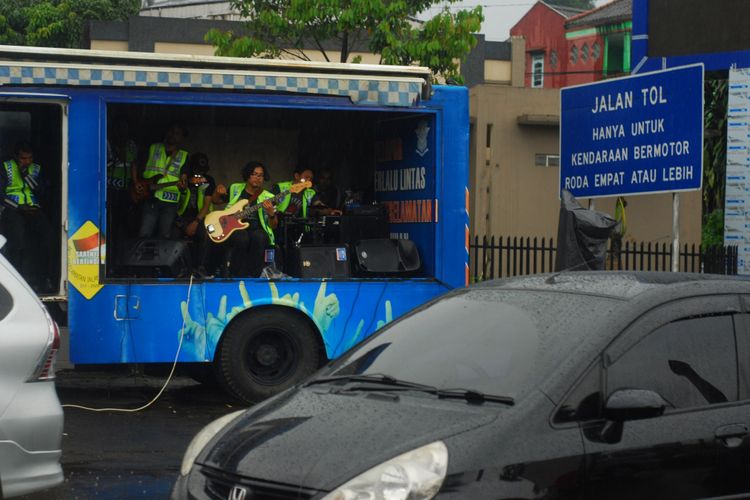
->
[143,143,188,203]
[275,181,316,218]
[3,159,39,207]
[228,183,275,246]
[107,139,137,190]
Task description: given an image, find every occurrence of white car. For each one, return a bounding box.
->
[0,236,63,498]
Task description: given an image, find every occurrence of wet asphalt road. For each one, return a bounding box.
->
[17,367,244,500]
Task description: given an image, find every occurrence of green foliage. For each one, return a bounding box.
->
[703,78,727,219]
[701,77,728,251]
[701,209,724,251]
[0,0,139,48]
[206,0,484,82]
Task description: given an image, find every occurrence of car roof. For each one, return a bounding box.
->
[473,271,750,300]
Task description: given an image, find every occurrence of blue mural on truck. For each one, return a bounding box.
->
[69,279,447,364]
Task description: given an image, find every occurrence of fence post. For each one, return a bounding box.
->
[550,238,555,272]
[497,236,505,278]
[489,236,495,280]
[472,235,478,283]
[482,235,488,281]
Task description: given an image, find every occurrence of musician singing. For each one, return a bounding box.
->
[218,161,278,278]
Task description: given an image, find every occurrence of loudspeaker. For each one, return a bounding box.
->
[354,239,421,276]
[119,239,190,277]
[295,245,350,278]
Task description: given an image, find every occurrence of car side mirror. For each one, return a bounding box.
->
[604,388,667,422]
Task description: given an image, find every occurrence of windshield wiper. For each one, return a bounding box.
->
[435,388,515,406]
[303,373,437,391]
[304,375,514,405]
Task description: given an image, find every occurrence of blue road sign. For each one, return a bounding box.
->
[560,64,704,198]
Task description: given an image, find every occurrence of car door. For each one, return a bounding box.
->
[581,295,750,500]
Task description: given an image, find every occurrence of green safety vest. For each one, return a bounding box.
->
[107,139,137,190]
[227,183,276,246]
[275,180,316,218]
[177,185,209,216]
[3,159,40,207]
[143,143,188,204]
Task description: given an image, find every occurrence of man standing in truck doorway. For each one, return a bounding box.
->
[0,141,53,292]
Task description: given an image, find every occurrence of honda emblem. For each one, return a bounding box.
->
[229,485,248,500]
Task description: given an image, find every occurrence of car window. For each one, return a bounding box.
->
[331,288,621,401]
[607,315,738,410]
[0,281,12,321]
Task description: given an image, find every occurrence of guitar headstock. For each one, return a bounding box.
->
[289,180,312,194]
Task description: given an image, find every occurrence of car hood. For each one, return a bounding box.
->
[199,386,499,491]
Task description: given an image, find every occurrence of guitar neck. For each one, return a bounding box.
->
[236,190,289,219]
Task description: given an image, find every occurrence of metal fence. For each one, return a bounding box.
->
[469,236,738,282]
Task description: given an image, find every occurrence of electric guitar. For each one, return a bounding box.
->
[204,181,311,243]
[130,175,207,204]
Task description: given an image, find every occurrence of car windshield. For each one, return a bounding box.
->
[328,288,620,401]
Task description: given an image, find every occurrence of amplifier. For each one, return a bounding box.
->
[295,245,350,279]
[119,239,190,278]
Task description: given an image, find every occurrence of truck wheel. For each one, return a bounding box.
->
[216,309,322,404]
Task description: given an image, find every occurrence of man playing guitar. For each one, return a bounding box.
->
[136,124,189,239]
[212,161,278,278]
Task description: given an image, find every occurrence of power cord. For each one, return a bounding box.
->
[62,274,194,412]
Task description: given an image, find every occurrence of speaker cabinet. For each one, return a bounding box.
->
[295,245,350,278]
[354,239,421,276]
[119,239,190,278]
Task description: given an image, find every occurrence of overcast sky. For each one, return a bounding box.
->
[420,0,610,42]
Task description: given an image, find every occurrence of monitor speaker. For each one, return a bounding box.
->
[296,245,350,279]
[354,239,421,276]
[119,239,190,278]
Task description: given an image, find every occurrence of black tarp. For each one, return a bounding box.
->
[555,190,618,271]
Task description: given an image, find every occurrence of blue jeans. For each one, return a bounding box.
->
[138,199,178,239]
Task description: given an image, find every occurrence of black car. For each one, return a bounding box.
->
[172,272,750,499]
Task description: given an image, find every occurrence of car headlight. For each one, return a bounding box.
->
[322,441,448,500]
[180,410,244,476]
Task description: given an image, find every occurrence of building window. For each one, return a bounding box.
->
[604,33,630,76]
[550,50,558,68]
[535,153,559,167]
[592,41,601,60]
[531,53,544,88]
[570,45,578,65]
[582,43,589,63]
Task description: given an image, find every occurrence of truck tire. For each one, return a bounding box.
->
[216,308,322,404]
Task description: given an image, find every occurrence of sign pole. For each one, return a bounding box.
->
[672,193,679,272]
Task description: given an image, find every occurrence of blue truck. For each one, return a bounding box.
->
[0,45,469,402]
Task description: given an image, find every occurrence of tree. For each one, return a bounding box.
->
[0,0,140,48]
[550,0,595,9]
[701,76,728,249]
[206,0,484,83]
